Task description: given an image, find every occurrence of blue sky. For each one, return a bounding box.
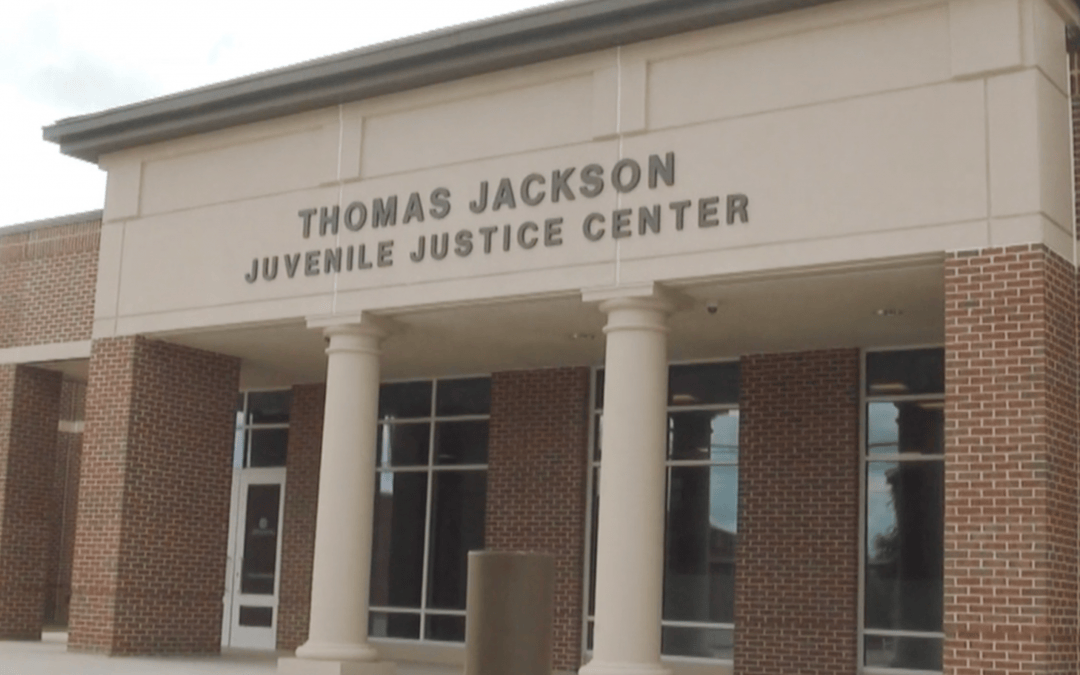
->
[0,0,557,229]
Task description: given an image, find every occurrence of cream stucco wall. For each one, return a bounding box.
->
[92,0,1079,339]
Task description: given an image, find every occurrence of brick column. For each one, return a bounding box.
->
[486,367,591,672]
[68,336,240,655]
[736,349,859,675]
[0,364,62,639]
[277,383,325,651]
[944,245,1079,674]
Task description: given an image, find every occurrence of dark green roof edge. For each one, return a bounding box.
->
[42,0,843,163]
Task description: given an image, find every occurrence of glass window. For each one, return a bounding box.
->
[867,402,944,457]
[379,381,432,419]
[436,378,491,417]
[426,471,487,609]
[377,423,430,468]
[866,349,944,397]
[239,484,281,595]
[588,363,739,661]
[248,390,292,424]
[668,362,739,407]
[370,378,489,643]
[369,612,420,640]
[235,390,291,468]
[863,349,944,673]
[370,472,428,609]
[434,421,488,466]
[249,428,289,467]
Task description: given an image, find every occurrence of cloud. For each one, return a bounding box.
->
[23,53,162,113]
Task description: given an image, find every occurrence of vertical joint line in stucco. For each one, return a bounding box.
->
[615,46,624,286]
[984,78,993,246]
[110,225,127,337]
[333,104,345,314]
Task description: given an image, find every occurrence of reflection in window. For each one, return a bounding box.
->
[369,378,489,643]
[863,351,944,673]
[589,363,739,660]
[240,484,281,595]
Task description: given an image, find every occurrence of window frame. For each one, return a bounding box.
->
[369,375,491,644]
[859,347,945,675]
[234,389,292,469]
[584,359,740,664]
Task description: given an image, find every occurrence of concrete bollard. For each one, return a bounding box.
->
[464,551,555,675]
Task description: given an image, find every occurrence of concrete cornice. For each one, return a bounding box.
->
[42,0,842,164]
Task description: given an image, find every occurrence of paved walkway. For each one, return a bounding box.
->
[0,635,460,675]
[0,635,277,674]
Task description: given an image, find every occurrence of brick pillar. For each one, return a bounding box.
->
[68,336,240,655]
[486,367,591,673]
[736,349,859,675]
[277,383,325,651]
[944,245,1079,674]
[0,364,62,639]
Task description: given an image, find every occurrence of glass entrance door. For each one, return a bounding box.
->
[223,467,286,650]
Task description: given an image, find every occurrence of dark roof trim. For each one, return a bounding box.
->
[43,0,841,163]
[2,210,103,236]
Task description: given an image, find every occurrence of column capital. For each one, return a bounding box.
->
[307,313,401,355]
[581,282,685,315]
[307,312,399,334]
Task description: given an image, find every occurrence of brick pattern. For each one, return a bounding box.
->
[943,245,1079,674]
[276,383,325,651]
[68,336,240,655]
[0,364,62,639]
[0,219,100,349]
[736,350,859,675]
[486,367,591,672]
[44,379,86,626]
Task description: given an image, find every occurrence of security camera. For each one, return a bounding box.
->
[706,301,719,315]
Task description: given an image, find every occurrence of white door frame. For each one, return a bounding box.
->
[222,467,286,650]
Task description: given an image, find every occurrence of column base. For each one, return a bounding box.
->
[278,657,396,675]
[579,660,670,675]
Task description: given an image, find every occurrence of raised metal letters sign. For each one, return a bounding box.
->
[244,152,749,283]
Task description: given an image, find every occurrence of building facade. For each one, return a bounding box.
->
[2,1,1080,674]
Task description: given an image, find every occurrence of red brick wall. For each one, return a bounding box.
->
[44,379,86,626]
[736,350,860,675]
[486,367,591,672]
[943,245,1079,674]
[68,336,240,655]
[0,218,100,349]
[277,383,325,651]
[0,364,62,639]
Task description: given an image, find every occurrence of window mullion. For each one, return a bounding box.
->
[417,381,438,640]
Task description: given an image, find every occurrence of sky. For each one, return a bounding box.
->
[0,0,559,229]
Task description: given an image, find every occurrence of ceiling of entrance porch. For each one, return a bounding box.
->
[159,256,944,388]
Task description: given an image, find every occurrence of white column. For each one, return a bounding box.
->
[280,318,394,675]
[581,294,672,675]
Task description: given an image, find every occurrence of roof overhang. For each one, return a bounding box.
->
[42,0,843,164]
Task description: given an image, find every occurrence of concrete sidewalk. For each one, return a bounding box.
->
[0,635,278,675]
[0,635,462,675]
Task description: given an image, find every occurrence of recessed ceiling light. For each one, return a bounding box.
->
[875,308,903,317]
